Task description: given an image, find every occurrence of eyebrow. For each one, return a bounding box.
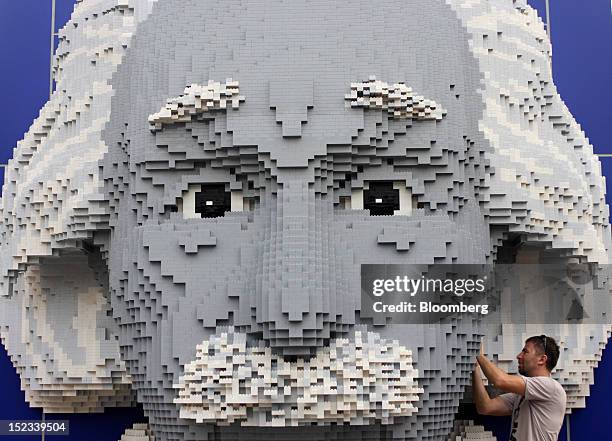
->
[148,79,245,132]
[345,76,447,121]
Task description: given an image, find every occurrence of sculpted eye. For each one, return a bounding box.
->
[180,183,243,219]
[195,184,231,218]
[364,182,401,216]
[343,181,413,216]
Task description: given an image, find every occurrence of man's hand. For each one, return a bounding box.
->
[476,347,526,396]
[472,353,513,416]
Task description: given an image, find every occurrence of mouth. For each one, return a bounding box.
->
[174,328,423,427]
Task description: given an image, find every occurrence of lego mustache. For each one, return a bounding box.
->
[174,329,423,427]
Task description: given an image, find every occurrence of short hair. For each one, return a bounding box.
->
[526,335,560,371]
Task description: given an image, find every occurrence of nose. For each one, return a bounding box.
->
[253,179,349,357]
[276,180,311,322]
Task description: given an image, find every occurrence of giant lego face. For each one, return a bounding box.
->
[0,1,610,441]
[100,1,489,439]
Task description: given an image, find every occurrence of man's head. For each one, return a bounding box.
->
[517,335,561,376]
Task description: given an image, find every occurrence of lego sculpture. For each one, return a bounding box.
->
[0,0,610,440]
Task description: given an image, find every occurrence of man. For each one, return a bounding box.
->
[473,336,567,441]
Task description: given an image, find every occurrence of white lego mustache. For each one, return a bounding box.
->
[174,329,423,427]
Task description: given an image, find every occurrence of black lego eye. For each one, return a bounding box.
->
[364,181,399,216]
[195,184,231,218]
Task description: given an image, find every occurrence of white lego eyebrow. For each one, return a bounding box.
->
[345,76,447,121]
[148,79,245,132]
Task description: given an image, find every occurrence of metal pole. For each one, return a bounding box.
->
[545,0,552,42]
[49,0,56,98]
[566,414,571,441]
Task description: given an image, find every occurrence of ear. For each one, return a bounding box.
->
[449,0,611,411]
[0,0,158,412]
[0,246,133,412]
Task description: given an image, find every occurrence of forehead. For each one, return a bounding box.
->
[139,0,469,81]
[110,0,482,168]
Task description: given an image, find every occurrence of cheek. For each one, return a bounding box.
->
[138,223,246,300]
[125,225,249,367]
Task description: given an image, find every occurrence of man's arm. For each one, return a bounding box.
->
[477,354,526,396]
[472,365,513,416]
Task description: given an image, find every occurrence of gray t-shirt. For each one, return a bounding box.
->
[499,376,567,441]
